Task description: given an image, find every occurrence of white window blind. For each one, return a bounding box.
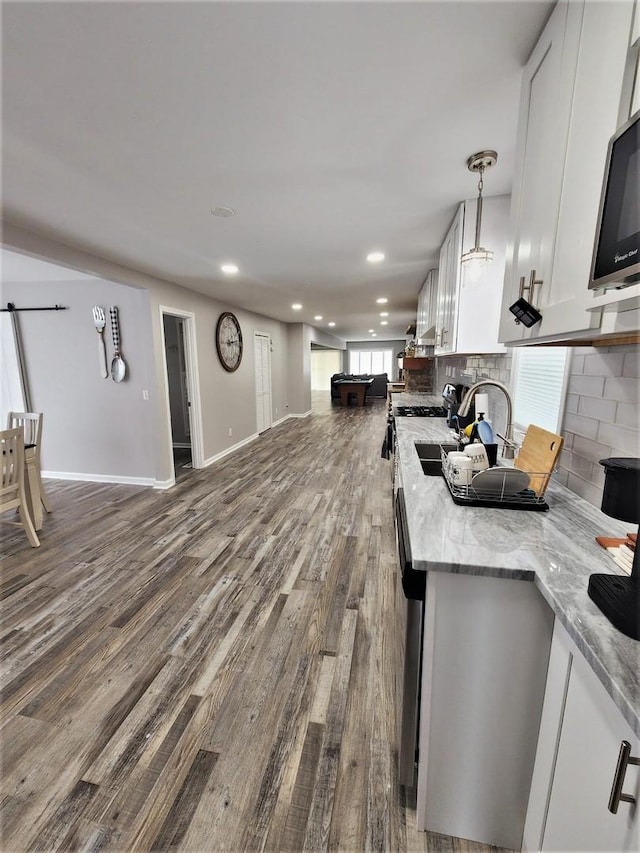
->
[512,346,569,434]
[349,349,393,376]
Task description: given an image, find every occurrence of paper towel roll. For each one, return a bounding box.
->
[474,393,489,417]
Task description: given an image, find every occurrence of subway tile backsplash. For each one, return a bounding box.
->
[556,344,638,509]
[435,343,639,511]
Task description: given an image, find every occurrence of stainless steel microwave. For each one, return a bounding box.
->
[589,109,640,290]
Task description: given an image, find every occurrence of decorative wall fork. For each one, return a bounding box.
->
[92,306,108,378]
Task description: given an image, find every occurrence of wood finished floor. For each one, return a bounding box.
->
[1,393,509,853]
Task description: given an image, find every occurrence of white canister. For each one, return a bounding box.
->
[463,443,490,471]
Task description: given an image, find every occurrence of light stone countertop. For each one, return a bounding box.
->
[392,396,640,737]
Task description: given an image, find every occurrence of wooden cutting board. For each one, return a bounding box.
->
[514,424,564,497]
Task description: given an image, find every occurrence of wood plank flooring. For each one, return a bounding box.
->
[1,393,510,852]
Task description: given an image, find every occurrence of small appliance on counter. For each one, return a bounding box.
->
[588,457,640,640]
[442,383,473,429]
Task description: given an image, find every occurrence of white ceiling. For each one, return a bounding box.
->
[1,1,553,341]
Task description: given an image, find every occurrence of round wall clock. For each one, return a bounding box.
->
[215,312,243,372]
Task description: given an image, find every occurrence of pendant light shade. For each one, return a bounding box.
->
[461,150,497,268]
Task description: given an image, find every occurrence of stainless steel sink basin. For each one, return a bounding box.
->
[414,442,459,475]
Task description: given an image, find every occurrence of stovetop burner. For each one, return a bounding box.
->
[395,405,448,418]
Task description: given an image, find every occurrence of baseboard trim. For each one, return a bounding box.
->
[42,470,156,488]
[287,410,312,419]
[203,432,260,468]
[272,415,290,428]
[154,478,176,490]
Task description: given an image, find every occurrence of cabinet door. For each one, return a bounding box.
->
[425,268,438,333]
[499,0,583,344]
[540,0,634,338]
[416,281,425,340]
[541,627,639,852]
[455,195,508,355]
[417,268,438,343]
[435,205,463,354]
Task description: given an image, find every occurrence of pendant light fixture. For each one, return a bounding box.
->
[461,150,497,267]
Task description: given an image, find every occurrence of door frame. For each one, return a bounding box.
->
[254,330,273,434]
[159,306,204,477]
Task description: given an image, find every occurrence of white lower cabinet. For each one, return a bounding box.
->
[524,620,640,852]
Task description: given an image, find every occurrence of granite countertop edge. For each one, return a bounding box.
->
[392,393,640,738]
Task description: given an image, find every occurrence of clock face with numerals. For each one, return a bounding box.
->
[215,312,243,372]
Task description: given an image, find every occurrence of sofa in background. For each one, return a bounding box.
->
[330,373,388,401]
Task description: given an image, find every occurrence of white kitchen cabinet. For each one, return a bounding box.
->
[435,204,463,354]
[524,620,639,852]
[435,196,508,355]
[500,0,637,345]
[416,268,437,343]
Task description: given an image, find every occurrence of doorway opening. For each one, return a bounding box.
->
[160,308,203,484]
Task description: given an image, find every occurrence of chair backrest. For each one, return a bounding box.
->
[0,427,25,510]
[6,412,43,453]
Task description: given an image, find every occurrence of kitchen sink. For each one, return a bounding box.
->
[414,442,459,476]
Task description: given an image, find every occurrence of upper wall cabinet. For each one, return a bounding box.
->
[499,0,637,345]
[436,196,509,355]
[416,268,438,342]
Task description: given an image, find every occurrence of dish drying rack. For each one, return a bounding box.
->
[440,446,549,511]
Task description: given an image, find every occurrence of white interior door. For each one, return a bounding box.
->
[254,332,272,433]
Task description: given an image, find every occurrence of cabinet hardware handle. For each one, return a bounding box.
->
[608,740,639,814]
[518,275,527,299]
[442,328,448,345]
[518,270,544,307]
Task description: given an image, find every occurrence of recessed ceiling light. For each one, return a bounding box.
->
[376,297,388,304]
[368,329,374,333]
[371,333,377,337]
[328,322,336,327]
[367,251,385,263]
[314,315,323,321]
[211,206,236,218]
[292,303,302,310]
[380,311,389,317]
[221,263,238,274]
[380,321,388,326]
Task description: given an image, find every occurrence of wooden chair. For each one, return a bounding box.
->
[0,427,40,547]
[7,412,51,531]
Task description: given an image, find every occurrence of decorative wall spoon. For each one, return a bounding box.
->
[109,306,127,382]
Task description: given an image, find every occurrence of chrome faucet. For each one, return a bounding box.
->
[457,379,517,459]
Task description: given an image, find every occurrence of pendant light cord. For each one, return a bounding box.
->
[474,166,485,252]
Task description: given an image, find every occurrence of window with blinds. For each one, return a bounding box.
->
[349,349,393,376]
[511,347,569,435]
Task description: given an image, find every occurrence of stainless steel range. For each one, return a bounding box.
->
[395,405,448,418]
